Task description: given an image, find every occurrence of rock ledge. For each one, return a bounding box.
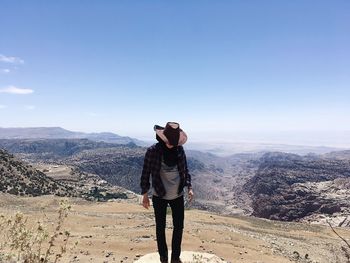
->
[134,251,227,263]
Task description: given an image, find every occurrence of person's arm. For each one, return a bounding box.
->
[140,148,152,209]
[182,149,194,202]
[142,193,150,209]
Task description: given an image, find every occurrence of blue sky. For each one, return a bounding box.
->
[0,1,349,144]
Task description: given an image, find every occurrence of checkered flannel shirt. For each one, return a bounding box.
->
[140,143,192,198]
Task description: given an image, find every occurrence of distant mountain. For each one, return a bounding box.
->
[323,150,350,160]
[0,127,147,146]
[0,138,140,160]
[0,148,74,196]
[186,141,344,156]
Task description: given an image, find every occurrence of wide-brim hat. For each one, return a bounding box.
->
[154,122,187,146]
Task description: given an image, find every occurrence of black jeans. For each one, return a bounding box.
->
[152,195,184,260]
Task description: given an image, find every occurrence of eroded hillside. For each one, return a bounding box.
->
[0,149,73,196]
[244,152,350,225]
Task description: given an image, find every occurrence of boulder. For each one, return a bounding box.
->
[134,251,227,263]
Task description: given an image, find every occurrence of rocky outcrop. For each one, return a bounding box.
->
[244,152,350,221]
[134,251,227,263]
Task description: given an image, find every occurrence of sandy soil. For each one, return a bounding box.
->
[1,193,350,263]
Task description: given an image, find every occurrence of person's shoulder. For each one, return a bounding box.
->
[146,143,160,153]
[177,145,185,153]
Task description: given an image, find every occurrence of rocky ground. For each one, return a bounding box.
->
[0,193,350,263]
[296,179,350,227]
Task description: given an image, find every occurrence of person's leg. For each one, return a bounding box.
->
[152,195,169,261]
[169,195,184,261]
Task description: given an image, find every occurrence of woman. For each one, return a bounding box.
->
[140,122,194,263]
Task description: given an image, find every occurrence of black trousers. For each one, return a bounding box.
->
[152,195,184,260]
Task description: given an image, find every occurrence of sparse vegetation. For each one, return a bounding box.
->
[0,149,74,197]
[0,200,72,263]
[327,220,350,263]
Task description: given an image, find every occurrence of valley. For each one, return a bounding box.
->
[1,138,350,227]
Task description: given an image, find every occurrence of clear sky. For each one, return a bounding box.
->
[0,1,349,145]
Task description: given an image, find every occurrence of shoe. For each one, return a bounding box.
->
[170,259,183,263]
[160,256,168,263]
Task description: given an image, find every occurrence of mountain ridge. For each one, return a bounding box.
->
[0,127,147,146]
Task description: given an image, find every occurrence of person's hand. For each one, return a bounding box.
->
[188,188,194,203]
[142,193,150,209]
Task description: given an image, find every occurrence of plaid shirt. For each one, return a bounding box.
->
[140,143,192,198]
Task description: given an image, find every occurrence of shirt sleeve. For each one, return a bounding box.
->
[140,148,152,195]
[182,149,192,189]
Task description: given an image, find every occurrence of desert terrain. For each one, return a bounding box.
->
[1,193,349,263]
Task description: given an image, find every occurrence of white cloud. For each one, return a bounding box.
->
[0,86,34,95]
[0,54,24,64]
[24,105,36,110]
[0,105,7,109]
[88,112,98,117]
[0,69,10,74]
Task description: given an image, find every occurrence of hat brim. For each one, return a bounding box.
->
[154,125,187,146]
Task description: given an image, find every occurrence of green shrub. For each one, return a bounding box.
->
[0,200,72,263]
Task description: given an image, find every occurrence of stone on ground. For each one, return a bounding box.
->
[134,251,227,263]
